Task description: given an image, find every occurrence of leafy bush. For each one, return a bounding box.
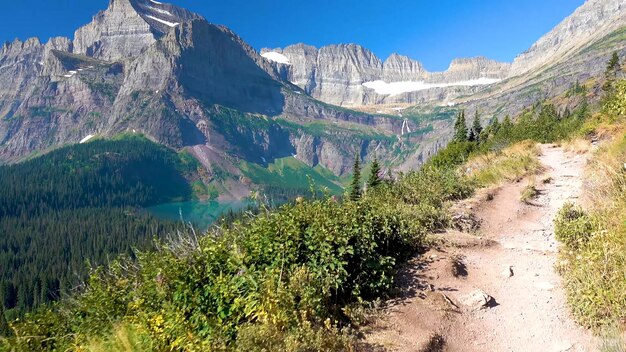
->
[427,141,477,169]
[2,162,473,351]
[603,80,626,116]
[555,203,597,249]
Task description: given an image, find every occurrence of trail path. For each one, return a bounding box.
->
[365,145,598,352]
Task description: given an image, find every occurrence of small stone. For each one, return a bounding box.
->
[502,266,514,278]
[463,290,495,310]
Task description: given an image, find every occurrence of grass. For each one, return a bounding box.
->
[86,324,153,352]
[599,328,626,352]
[239,156,343,194]
[520,181,539,204]
[580,26,626,54]
[466,141,543,186]
[555,113,626,331]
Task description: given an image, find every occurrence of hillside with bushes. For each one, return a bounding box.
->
[0,58,605,349]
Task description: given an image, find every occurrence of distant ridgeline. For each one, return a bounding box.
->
[0,135,197,317]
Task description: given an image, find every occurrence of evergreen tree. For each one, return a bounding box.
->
[490,117,501,135]
[367,157,382,190]
[606,51,620,77]
[349,154,362,201]
[0,303,10,337]
[469,111,483,143]
[502,115,513,129]
[604,52,621,92]
[453,110,468,142]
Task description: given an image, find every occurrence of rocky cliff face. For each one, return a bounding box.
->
[261,45,510,106]
[510,0,626,77]
[5,0,622,194]
[0,0,431,187]
[73,0,202,61]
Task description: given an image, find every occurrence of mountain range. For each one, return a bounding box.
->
[1,0,626,198]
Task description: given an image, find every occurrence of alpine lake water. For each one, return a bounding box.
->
[147,199,254,231]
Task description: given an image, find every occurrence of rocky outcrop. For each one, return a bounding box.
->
[457,0,626,121]
[382,54,427,82]
[261,45,510,106]
[73,0,202,61]
[510,0,626,77]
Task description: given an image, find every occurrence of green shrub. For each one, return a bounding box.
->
[3,162,474,351]
[427,141,477,169]
[603,80,626,116]
[555,203,597,249]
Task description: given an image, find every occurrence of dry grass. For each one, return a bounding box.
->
[562,138,594,154]
[599,327,626,352]
[466,141,543,186]
[558,121,626,331]
[85,324,152,352]
[520,180,540,204]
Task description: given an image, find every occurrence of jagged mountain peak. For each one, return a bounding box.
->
[73,0,202,61]
[384,53,424,69]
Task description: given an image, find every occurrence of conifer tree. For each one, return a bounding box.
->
[606,51,620,77]
[604,52,621,92]
[470,111,483,143]
[349,153,362,201]
[502,115,513,128]
[453,110,468,142]
[367,156,382,189]
[490,116,500,135]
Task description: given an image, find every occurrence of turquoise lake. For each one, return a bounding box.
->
[147,200,252,230]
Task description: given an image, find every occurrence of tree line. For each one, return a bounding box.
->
[0,136,192,321]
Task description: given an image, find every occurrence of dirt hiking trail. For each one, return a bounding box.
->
[364,145,598,352]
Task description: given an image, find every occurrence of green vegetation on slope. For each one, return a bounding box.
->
[553,58,626,332]
[240,156,343,198]
[1,157,474,350]
[0,135,195,316]
[276,119,396,143]
[427,101,589,171]
[555,114,626,330]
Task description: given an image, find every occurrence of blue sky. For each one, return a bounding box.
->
[0,0,584,71]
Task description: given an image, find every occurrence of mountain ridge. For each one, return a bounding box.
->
[2,0,626,197]
[261,44,510,106]
[0,0,438,195]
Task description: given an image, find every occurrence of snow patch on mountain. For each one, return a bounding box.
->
[363,77,501,96]
[146,5,172,16]
[80,135,95,144]
[261,52,291,65]
[145,15,179,27]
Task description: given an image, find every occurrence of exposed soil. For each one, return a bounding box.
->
[363,145,599,352]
